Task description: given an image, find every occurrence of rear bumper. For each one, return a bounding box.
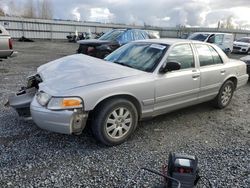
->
[0,50,14,59]
[30,99,88,134]
[237,74,249,89]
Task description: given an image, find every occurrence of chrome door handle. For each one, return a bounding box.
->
[192,73,200,78]
[221,70,226,74]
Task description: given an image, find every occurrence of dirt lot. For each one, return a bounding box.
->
[0,41,249,187]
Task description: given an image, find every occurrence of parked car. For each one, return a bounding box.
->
[7,39,248,145]
[76,28,149,59]
[233,37,250,54]
[66,32,91,42]
[0,24,14,59]
[240,55,250,74]
[188,32,234,54]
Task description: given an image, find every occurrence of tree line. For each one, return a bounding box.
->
[0,0,53,19]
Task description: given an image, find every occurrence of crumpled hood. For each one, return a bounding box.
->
[37,54,143,92]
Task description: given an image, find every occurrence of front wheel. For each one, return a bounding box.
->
[91,98,138,146]
[213,80,235,109]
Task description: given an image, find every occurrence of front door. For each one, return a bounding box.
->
[154,43,200,116]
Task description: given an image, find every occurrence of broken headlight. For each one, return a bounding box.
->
[36,91,51,106]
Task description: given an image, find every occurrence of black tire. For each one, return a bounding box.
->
[91,98,138,146]
[213,80,235,109]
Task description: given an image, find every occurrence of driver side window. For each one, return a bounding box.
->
[167,44,195,69]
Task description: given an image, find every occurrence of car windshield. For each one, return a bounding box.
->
[188,33,209,41]
[105,42,169,72]
[236,38,250,43]
[99,30,124,41]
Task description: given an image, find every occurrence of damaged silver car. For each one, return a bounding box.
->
[7,39,249,146]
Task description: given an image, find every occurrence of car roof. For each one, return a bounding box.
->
[191,32,232,35]
[112,28,145,31]
[135,38,203,45]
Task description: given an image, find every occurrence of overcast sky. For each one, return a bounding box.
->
[1,0,250,28]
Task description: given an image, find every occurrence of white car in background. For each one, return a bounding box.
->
[233,37,250,54]
[0,24,14,59]
[188,32,234,54]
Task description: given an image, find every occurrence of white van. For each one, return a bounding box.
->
[188,32,234,54]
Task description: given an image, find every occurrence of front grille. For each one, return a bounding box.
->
[233,46,241,50]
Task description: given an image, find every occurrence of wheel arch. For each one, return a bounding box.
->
[223,76,238,90]
[92,94,142,119]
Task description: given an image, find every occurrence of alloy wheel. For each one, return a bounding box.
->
[105,107,132,139]
[221,85,233,106]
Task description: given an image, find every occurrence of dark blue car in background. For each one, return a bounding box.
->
[77,29,150,59]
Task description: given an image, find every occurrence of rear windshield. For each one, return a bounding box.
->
[188,33,209,41]
[99,30,124,41]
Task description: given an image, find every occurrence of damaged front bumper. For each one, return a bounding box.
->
[7,74,88,135]
[7,87,37,118]
[31,98,88,134]
[6,74,41,118]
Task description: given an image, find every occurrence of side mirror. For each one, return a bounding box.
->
[159,61,181,73]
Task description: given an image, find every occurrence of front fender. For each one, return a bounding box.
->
[92,92,142,111]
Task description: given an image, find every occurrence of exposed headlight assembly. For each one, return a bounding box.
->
[36,91,51,106]
[47,97,83,110]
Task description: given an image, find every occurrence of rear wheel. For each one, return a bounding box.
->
[91,98,138,146]
[213,80,235,109]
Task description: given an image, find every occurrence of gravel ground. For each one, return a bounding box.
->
[0,41,249,188]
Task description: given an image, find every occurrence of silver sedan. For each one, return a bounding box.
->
[0,24,14,59]
[8,39,249,146]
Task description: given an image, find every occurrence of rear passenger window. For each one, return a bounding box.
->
[208,46,223,64]
[195,44,222,66]
[167,44,194,69]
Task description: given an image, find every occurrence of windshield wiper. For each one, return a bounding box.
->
[113,61,133,68]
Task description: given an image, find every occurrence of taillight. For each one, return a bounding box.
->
[87,46,94,53]
[9,39,13,49]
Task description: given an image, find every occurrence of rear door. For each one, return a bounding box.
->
[194,44,227,100]
[154,43,200,115]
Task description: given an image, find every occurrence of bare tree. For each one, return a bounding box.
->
[38,0,53,19]
[0,7,4,16]
[22,0,36,18]
[226,15,235,29]
[0,0,6,16]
